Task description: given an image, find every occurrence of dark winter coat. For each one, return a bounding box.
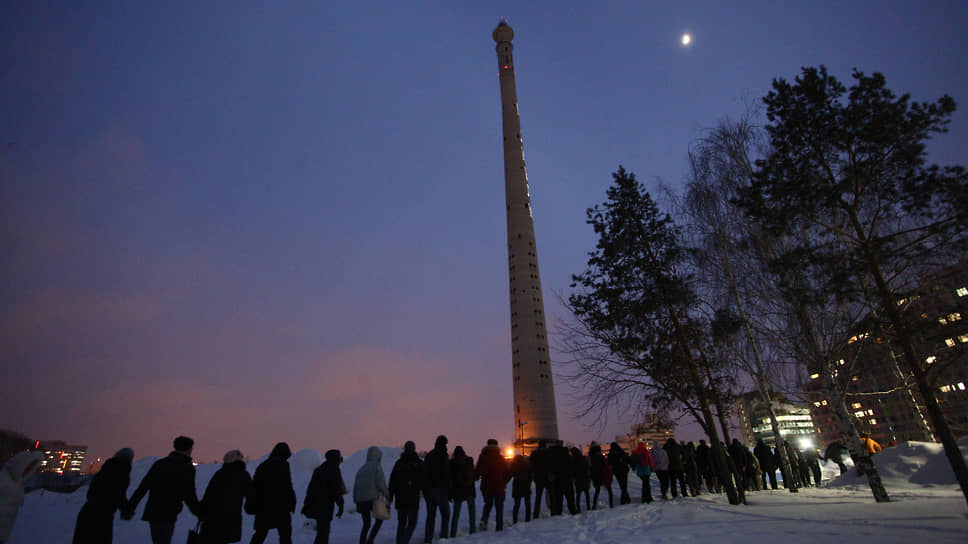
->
[754,441,775,471]
[664,439,684,473]
[72,455,131,543]
[682,443,699,476]
[129,451,201,523]
[387,450,422,510]
[529,444,552,487]
[449,447,476,500]
[588,445,612,486]
[607,443,630,479]
[251,443,297,531]
[728,440,750,471]
[199,460,252,543]
[423,441,451,492]
[549,444,573,485]
[803,449,820,469]
[823,442,846,462]
[695,442,712,473]
[303,450,347,520]
[475,444,509,497]
[509,455,532,498]
[571,449,591,491]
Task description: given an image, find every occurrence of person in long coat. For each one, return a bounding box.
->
[127,436,202,544]
[475,439,509,531]
[302,449,346,544]
[754,439,777,490]
[664,438,686,498]
[570,448,591,513]
[630,442,654,503]
[650,441,670,500]
[448,446,476,537]
[528,441,551,519]
[0,451,44,544]
[607,443,631,505]
[588,443,613,509]
[250,442,297,544]
[695,440,714,492]
[548,443,576,515]
[198,450,251,544]
[822,441,848,475]
[73,448,134,544]
[422,435,450,544]
[387,442,421,544]
[509,453,532,524]
[353,446,388,544]
[682,442,700,497]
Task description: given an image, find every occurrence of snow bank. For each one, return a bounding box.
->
[827,438,968,490]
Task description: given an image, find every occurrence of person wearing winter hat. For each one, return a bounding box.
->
[422,435,450,543]
[199,450,252,544]
[250,442,297,544]
[72,448,135,543]
[0,451,44,544]
[303,450,347,544]
[476,439,509,531]
[126,436,202,544]
[448,446,476,537]
[388,442,423,544]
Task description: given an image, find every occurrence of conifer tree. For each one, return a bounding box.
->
[741,66,968,505]
[568,166,742,505]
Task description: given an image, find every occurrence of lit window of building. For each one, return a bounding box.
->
[939,317,948,325]
[957,287,967,297]
[32,441,87,474]
[851,402,862,409]
[926,356,936,364]
[959,335,968,344]
[810,373,820,380]
[949,312,962,321]
[946,338,957,347]
[959,383,966,391]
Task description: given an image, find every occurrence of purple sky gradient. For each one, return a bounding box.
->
[3,1,967,464]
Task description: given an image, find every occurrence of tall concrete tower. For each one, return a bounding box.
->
[493,21,559,451]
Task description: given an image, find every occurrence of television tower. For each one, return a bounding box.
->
[493,20,559,451]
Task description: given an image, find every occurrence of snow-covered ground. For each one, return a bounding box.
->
[10,441,968,543]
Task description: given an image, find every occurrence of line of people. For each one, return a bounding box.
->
[50,432,849,544]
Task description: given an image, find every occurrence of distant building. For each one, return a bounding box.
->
[805,260,968,447]
[33,440,87,474]
[612,414,676,452]
[737,391,818,448]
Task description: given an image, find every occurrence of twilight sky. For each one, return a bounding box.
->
[3,1,967,465]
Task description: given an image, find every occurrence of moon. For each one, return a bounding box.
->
[681,33,692,46]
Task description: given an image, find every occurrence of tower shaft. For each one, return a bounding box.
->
[493,22,559,450]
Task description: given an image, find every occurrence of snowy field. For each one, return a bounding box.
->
[10,440,968,543]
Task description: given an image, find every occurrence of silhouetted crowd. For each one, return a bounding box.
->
[0,432,859,544]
